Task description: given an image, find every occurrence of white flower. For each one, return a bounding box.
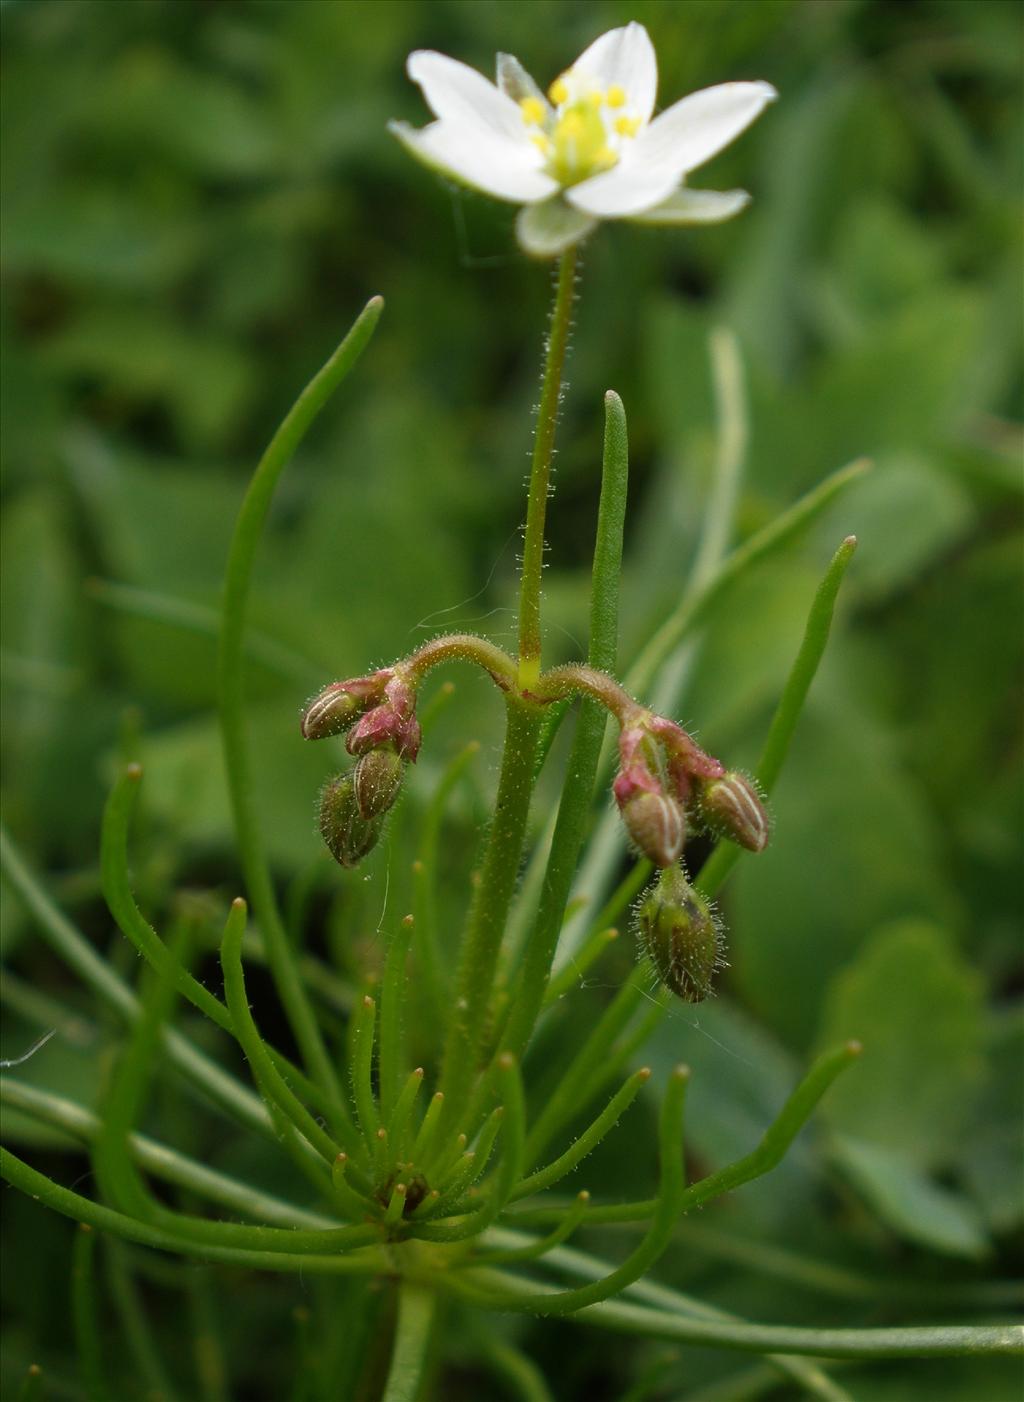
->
[389,22,777,257]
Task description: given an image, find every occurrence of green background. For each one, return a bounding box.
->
[2,1,1021,1398]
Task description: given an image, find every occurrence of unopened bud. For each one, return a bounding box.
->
[319,773,383,867]
[636,865,722,1003]
[348,705,422,761]
[353,747,404,819]
[346,674,421,760]
[301,673,390,741]
[696,771,770,853]
[619,789,685,868]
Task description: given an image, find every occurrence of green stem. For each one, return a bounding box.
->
[219,900,363,1166]
[101,767,351,1128]
[463,1067,689,1315]
[440,697,542,1108]
[382,1283,436,1402]
[518,245,579,687]
[380,917,416,1121]
[525,966,651,1166]
[403,634,517,690]
[499,391,629,1060]
[1,1076,339,1229]
[542,925,619,1006]
[412,741,480,1040]
[550,1299,1024,1360]
[474,1191,590,1265]
[512,1068,650,1202]
[349,993,380,1143]
[218,297,382,1108]
[2,1147,387,1274]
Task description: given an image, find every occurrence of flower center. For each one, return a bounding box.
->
[519,77,643,187]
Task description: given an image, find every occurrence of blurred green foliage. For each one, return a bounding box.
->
[1,0,1021,1398]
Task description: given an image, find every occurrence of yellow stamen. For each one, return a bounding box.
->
[585,90,604,109]
[530,133,550,153]
[615,115,642,137]
[607,85,627,109]
[548,76,569,106]
[519,96,545,126]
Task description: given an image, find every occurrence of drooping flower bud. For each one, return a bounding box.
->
[301,672,391,740]
[617,785,685,867]
[613,727,685,868]
[353,746,405,819]
[635,864,722,1003]
[695,770,770,852]
[319,772,383,867]
[347,673,421,761]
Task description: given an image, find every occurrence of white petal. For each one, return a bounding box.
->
[630,186,752,225]
[516,198,596,258]
[407,50,527,143]
[570,22,657,122]
[389,120,558,204]
[638,80,777,178]
[496,52,548,112]
[566,159,682,218]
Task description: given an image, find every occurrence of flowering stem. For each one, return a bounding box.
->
[518,245,579,688]
[532,662,635,721]
[402,633,517,690]
[498,393,629,1061]
[440,697,542,1108]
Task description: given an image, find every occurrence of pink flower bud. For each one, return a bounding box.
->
[636,865,723,1003]
[319,773,383,867]
[301,672,392,740]
[346,671,421,760]
[353,747,405,819]
[618,789,685,868]
[347,706,421,761]
[696,771,770,852]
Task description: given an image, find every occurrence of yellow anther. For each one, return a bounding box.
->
[615,115,642,137]
[607,85,627,109]
[585,90,604,109]
[519,96,545,126]
[530,133,551,153]
[549,76,569,106]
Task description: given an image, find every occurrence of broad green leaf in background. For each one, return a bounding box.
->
[816,920,989,1256]
[816,920,985,1166]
